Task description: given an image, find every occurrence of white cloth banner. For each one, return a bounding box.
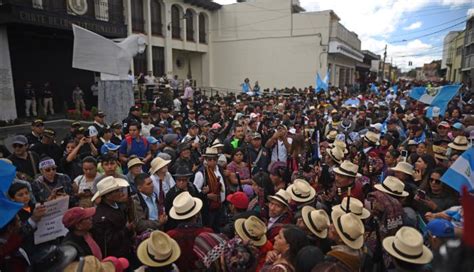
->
[34,196,69,245]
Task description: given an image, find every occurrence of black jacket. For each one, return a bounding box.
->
[62,232,93,260]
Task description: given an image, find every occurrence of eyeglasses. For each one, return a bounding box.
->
[43,167,57,172]
[13,144,25,148]
[429,178,441,184]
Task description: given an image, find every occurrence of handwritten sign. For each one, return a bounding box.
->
[34,196,69,245]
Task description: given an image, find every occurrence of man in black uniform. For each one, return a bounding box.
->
[122,106,141,134]
[25,119,44,148]
[30,128,63,166]
[246,132,270,175]
[90,111,107,137]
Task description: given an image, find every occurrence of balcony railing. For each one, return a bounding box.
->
[330,22,361,50]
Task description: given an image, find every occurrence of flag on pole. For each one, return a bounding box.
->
[315,71,329,93]
[441,147,474,193]
[370,83,379,95]
[0,160,16,194]
[409,84,461,117]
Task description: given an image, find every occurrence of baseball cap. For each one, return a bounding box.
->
[370,123,383,131]
[111,122,122,129]
[12,135,28,145]
[146,136,159,144]
[251,132,262,139]
[427,219,455,238]
[43,128,56,137]
[32,119,44,126]
[226,191,249,210]
[437,121,450,128]
[129,105,140,112]
[94,111,106,117]
[211,123,222,130]
[62,207,96,228]
[141,112,150,118]
[452,122,464,130]
[71,121,81,128]
[100,142,120,155]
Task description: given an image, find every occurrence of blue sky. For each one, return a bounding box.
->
[214,0,473,71]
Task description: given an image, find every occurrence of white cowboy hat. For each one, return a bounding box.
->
[390,161,414,176]
[137,231,181,267]
[333,160,362,178]
[268,189,290,208]
[286,179,316,203]
[383,226,433,264]
[302,206,330,239]
[91,176,129,202]
[374,176,409,197]
[211,139,224,148]
[332,197,371,220]
[234,216,267,246]
[328,146,344,165]
[448,136,469,151]
[331,211,365,250]
[169,191,203,220]
[329,140,349,154]
[364,131,380,145]
[327,130,338,141]
[149,157,171,175]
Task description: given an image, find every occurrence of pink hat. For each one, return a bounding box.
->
[62,207,95,228]
[102,256,130,272]
[212,123,222,130]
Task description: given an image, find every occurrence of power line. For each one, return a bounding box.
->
[390,16,466,38]
[389,20,466,43]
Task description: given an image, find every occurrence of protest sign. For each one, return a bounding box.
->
[34,196,69,245]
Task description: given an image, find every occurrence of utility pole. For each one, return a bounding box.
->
[380,44,387,83]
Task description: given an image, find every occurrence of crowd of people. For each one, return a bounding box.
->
[1,80,474,272]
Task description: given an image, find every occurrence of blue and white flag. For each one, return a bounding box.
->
[409,84,461,117]
[441,147,474,193]
[370,83,379,95]
[315,70,329,93]
[392,84,398,94]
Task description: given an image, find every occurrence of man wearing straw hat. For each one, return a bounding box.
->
[167,191,213,271]
[266,189,293,243]
[91,176,133,259]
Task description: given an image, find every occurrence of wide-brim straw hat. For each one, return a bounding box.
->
[127,157,144,169]
[332,197,371,220]
[374,176,409,197]
[328,146,344,164]
[382,226,433,264]
[327,130,338,141]
[211,139,224,148]
[286,179,316,203]
[203,147,219,157]
[329,140,349,154]
[448,136,469,151]
[302,206,330,239]
[234,216,267,246]
[169,191,203,220]
[333,160,362,178]
[364,131,380,145]
[331,211,365,250]
[149,157,171,175]
[390,161,414,176]
[432,145,448,160]
[137,231,181,267]
[267,189,290,208]
[91,177,129,202]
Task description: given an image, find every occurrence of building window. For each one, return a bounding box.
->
[134,51,147,76]
[199,13,206,44]
[171,5,181,39]
[151,0,162,36]
[95,0,109,21]
[152,46,165,77]
[131,0,145,33]
[456,46,462,56]
[186,9,194,42]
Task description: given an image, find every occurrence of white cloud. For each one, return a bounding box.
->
[468,8,474,17]
[403,21,422,30]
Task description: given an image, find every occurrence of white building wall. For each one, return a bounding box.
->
[0,26,17,121]
[210,0,329,89]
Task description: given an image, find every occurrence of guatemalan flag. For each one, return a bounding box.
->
[409,85,461,117]
[315,69,330,93]
[441,147,474,193]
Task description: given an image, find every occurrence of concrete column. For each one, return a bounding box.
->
[183,8,187,47]
[164,2,173,76]
[125,0,134,75]
[145,0,153,72]
[0,26,17,121]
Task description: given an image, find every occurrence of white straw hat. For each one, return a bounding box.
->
[286,179,316,203]
[137,231,181,267]
[169,191,203,220]
[302,206,330,239]
[91,176,129,202]
[333,160,361,178]
[332,197,371,219]
[383,226,433,264]
[149,157,171,175]
[374,176,409,197]
[390,161,414,176]
[331,211,365,250]
[448,136,469,151]
[234,216,267,246]
[268,189,290,208]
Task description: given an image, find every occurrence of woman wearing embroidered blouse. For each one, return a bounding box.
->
[227,147,251,192]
